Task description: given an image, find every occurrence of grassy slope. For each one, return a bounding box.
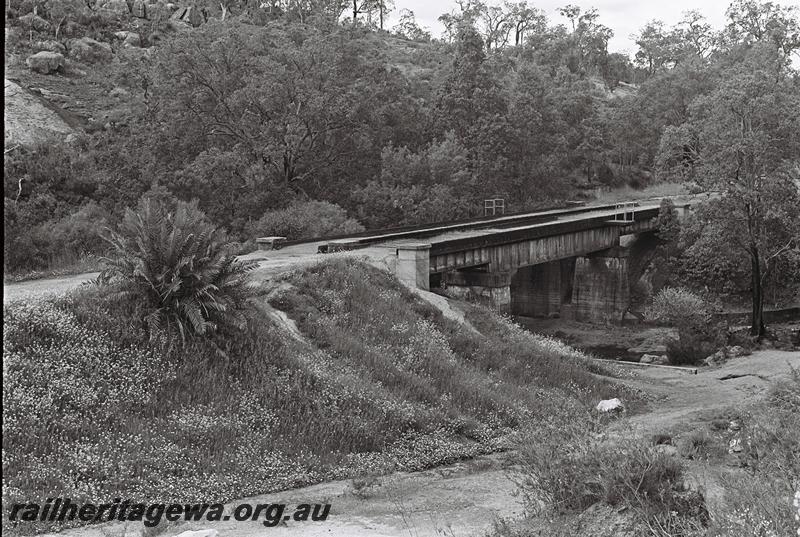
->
[2,259,628,535]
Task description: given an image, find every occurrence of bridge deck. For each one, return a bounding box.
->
[387,200,675,256]
[313,195,702,253]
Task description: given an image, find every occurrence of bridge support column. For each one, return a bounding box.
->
[510,261,573,318]
[443,271,512,312]
[395,243,431,291]
[571,251,630,324]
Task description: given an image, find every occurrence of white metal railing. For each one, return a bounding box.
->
[484,198,505,216]
[612,202,636,222]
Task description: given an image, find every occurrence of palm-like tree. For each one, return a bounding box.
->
[100,198,257,341]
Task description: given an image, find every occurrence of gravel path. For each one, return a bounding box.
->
[2,243,399,305]
[3,272,100,304]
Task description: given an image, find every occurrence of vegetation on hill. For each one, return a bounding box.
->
[2,258,627,535]
[4,1,798,332]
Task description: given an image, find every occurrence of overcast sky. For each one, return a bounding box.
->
[382,0,740,56]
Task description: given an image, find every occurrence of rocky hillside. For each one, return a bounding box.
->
[4,0,203,147]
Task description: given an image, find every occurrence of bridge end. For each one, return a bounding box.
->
[395,243,432,291]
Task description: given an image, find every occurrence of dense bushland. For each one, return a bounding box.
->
[2,259,626,535]
[6,2,799,335]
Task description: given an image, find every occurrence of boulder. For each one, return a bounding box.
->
[34,40,67,54]
[170,5,204,27]
[640,354,658,364]
[705,350,726,366]
[19,13,52,32]
[653,354,669,365]
[124,32,141,47]
[726,345,746,357]
[114,30,141,47]
[5,79,74,146]
[100,0,130,14]
[25,51,65,74]
[654,444,678,457]
[68,37,113,64]
[596,398,624,413]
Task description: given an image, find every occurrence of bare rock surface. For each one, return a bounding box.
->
[4,78,74,146]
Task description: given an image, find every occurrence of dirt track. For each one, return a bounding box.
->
[2,244,399,305]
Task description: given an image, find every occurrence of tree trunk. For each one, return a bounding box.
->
[750,248,766,338]
[379,1,384,30]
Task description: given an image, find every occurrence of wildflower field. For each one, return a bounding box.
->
[3,259,626,535]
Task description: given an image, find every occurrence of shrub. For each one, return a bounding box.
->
[100,197,256,340]
[246,200,364,241]
[4,200,109,275]
[646,287,721,364]
[38,201,109,256]
[514,430,708,532]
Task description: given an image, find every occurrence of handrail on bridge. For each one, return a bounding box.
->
[612,202,636,223]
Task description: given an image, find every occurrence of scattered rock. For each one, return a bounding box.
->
[170,5,205,27]
[727,345,746,357]
[654,444,679,457]
[641,354,669,365]
[728,437,743,453]
[114,30,141,47]
[25,51,65,74]
[596,398,624,413]
[705,350,727,366]
[68,37,113,64]
[100,0,130,14]
[34,40,67,54]
[19,13,52,32]
[640,354,656,364]
[654,354,669,365]
[728,420,742,432]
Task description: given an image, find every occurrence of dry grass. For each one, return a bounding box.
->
[3,259,625,535]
